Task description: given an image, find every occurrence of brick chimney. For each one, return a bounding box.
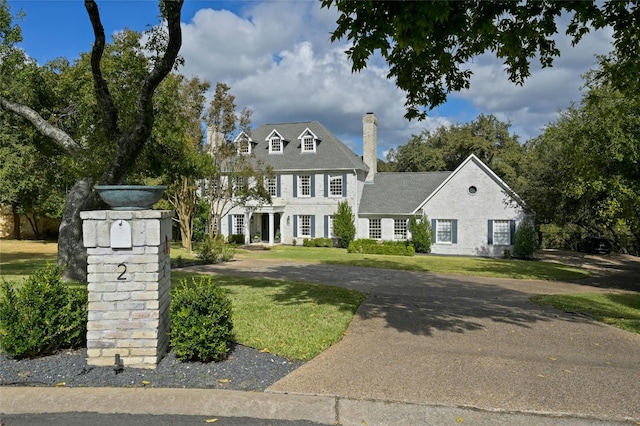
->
[363,112,377,182]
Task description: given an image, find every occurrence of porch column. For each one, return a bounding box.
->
[268,213,274,246]
[245,212,251,244]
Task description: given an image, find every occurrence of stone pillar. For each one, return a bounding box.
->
[80,209,173,369]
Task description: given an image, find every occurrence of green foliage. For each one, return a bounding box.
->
[0,264,87,359]
[513,220,537,259]
[303,238,332,247]
[170,276,234,362]
[228,234,245,245]
[409,215,433,253]
[521,62,640,255]
[333,200,356,248]
[323,0,638,120]
[195,236,236,264]
[348,239,415,256]
[387,114,524,188]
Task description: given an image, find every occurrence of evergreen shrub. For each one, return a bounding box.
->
[170,276,234,362]
[0,264,87,359]
[348,239,415,256]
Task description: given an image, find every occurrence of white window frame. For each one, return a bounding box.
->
[327,215,335,238]
[266,177,277,197]
[269,136,282,154]
[298,175,311,197]
[232,214,245,235]
[329,174,343,197]
[436,219,453,244]
[237,138,251,155]
[302,135,315,152]
[299,215,311,237]
[369,218,381,239]
[493,220,511,245]
[393,219,407,240]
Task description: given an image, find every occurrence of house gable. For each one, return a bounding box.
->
[417,154,526,256]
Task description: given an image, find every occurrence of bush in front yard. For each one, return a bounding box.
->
[514,220,537,259]
[0,264,87,359]
[170,276,234,362]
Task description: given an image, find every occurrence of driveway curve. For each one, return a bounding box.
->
[184,255,640,423]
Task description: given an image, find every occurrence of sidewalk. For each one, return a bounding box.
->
[2,257,639,425]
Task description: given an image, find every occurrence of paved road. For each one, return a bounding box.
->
[187,256,640,424]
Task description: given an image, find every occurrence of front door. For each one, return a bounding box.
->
[261,215,269,242]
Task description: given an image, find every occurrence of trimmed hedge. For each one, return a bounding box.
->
[170,276,234,362]
[303,237,333,247]
[347,239,415,256]
[0,264,87,359]
[228,234,245,245]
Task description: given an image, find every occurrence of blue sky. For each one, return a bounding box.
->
[10,0,613,157]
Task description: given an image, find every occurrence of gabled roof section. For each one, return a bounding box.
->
[265,129,284,141]
[414,154,526,213]
[250,121,368,172]
[359,171,452,215]
[297,127,318,141]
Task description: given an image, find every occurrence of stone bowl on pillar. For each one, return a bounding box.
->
[95,185,166,210]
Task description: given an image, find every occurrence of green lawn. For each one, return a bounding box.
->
[236,245,589,281]
[531,293,640,334]
[172,271,365,360]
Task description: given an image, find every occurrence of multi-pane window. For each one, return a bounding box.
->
[238,138,250,155]
[302,135,315,152]
[232,214,245,235]
[298,175,311,197]
[329,174,343,196]
[266,177,277,197]
[436,219,452,243]
[493,220,511,245]
[394,219,407,240]
[369,219,381,239]
[327,216,335,237]
[233,176,248,194]
[270,137,282,153]
[299,215,311,237]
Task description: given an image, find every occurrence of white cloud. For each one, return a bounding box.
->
[179,2,616,155]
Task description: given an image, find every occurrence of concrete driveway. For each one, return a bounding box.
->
[186,253,640,423]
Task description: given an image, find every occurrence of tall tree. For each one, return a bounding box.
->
[389,115,524,188]
[521,61,640,254]
[150,74,211,251]
[322,0,640,120]
[0,1,184,281]
[204,83,271,238]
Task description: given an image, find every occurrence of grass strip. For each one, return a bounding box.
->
[531,293,640,334]
[236,246,589,281]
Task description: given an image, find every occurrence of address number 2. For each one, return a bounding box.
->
[117,263,127,281]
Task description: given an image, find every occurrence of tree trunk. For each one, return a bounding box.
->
[11,203,21,240]
[57,177,100,282]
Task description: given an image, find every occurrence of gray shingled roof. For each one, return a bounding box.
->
[359,171,452,215]
[248,121,368,172]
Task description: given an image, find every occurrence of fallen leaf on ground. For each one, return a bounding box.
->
[217,378,230,383]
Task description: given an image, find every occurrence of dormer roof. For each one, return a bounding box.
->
[250,121,368,172]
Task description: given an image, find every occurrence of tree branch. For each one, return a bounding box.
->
[0,95,82,157]
[84,0,119,138]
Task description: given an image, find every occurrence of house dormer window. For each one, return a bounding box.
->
[298,128,318,153]
[234,131,253,155]
[266,130,284,154]
[270,136,282,153]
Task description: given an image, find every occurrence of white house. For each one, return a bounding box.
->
[214,113,527,257]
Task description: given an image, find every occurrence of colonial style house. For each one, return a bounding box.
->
[214,113,527,257]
